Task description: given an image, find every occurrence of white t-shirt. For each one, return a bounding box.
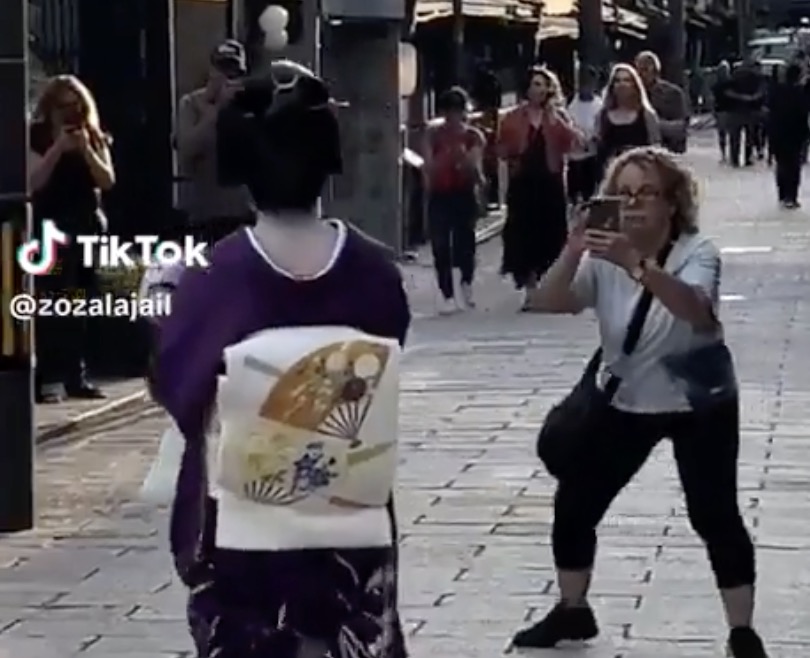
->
[567,95,603,160]
[571,233,722,413]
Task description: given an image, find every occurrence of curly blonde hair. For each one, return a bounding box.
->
[599,146,699,235]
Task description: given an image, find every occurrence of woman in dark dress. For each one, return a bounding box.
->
[28,75,115,402]
[497,66,579,309]
[595,63,661,174]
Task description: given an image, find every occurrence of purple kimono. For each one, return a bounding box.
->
[152,226,410,658]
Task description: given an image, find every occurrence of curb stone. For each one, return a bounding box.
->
[36,390,151,446]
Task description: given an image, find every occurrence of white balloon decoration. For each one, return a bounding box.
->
[259,5,290,51]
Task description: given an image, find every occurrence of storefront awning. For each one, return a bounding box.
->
[537,14,577,38]
[416,0,541,23]
[539,0,647,39]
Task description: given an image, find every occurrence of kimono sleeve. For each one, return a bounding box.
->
[570,254,597,309]
[393,275,412,347]
[677,238,721,308]
[152,265,225,442]
[380,265,411,347]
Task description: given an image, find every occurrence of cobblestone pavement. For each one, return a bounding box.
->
[3,141,810,657]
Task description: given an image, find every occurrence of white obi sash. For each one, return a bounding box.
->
[211,326,401,551]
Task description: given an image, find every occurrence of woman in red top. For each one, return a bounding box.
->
[422,87,486,314]
[497,66,579,310]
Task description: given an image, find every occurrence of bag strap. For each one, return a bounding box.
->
[602,240,674,399]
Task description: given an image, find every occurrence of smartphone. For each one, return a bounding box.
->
[583,197,621,232]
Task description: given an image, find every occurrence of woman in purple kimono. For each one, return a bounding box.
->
[150,60,410,658]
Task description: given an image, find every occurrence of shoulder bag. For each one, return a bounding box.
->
[661,340,737,412]
[536,243,672,479]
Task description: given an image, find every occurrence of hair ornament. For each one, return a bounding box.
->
[259,5,289,50]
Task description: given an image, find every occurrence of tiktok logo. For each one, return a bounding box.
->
[16,220,70,275]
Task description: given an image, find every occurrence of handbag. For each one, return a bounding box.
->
[536,243,672,479]
[661,341,737,411]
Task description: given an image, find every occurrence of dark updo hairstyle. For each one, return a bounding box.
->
[216,60,342,213]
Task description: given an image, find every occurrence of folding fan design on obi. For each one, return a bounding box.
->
[256,340,390,446]
[223,339,396,507]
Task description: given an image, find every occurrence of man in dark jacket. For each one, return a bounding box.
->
[712,61,732,162]
[767,63,810,208]
[635,51,690,153]
[726,59,766,167]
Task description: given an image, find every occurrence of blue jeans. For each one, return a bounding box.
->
[427,190,477,299]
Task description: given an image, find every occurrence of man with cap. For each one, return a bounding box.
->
[176,40,254,246]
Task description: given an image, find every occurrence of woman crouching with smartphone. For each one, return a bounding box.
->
[517,147,768,658]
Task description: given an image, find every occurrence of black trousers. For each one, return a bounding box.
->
[35,243,96,391]
[566,157,599,204]
[728,112,758,166]
[774,146,803,202]
[552,398,755,589]
[428,190,477,299]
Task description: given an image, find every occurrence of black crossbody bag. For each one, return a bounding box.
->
[536,243,672,479]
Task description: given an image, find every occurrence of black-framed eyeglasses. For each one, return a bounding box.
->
[616,187,662,206]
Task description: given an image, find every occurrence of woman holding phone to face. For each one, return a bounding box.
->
[517,147,768,658]
[29,75,115,403]
[595,64,661,174]
[497,66,580,310]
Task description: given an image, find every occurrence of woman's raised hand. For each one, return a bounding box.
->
[565,205,589,254]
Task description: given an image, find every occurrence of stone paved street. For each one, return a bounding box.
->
[3,139,810,657]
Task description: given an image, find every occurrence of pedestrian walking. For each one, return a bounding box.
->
[497,66,579,310]
[566,66,603,204]
[595,63,661,174]
[635,51,689,153]
[29,74,114,403]
[725,60,766,167]
[150,60,410,658]
[767,63,810,208]
[421,87,486,314]
[175,40,254,247]
[517,146,769,658]
[712,61,733,162]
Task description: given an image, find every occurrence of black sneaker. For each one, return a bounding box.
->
[512,602,598,648]
[728,627,768,658]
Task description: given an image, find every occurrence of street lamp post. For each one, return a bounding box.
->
[666,0,686,87]
[452,0,464,84]
[578,0,605,74]
[0,0,35,533]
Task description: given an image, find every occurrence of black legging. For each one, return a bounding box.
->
[552,398,755,589]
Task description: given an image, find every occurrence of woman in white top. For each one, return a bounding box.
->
[513,147,768,658]
[566,66,603,204]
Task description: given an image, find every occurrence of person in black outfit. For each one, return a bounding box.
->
[764,66,781,165]
[712,61,732,162]
[29,75,115,402]
[767,63,810,208]
[726,61,766,167]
